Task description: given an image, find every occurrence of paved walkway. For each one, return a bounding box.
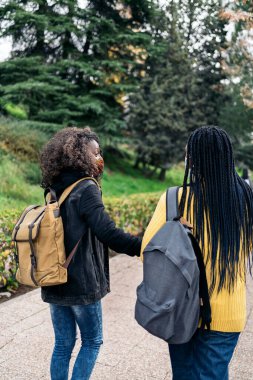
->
[0,255,253,379]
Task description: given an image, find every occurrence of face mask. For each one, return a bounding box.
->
[96,157,104,176]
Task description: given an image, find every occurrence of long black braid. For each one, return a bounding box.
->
[179,126,253,293]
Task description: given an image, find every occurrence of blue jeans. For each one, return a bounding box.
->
[169,329,240,380]
[50,301,103,380]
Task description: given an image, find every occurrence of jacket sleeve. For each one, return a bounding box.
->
[79,183,141,256]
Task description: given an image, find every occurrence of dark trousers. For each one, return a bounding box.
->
[169,329,240,380]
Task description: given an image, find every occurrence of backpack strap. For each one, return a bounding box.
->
[167,185,212,330]
[63,238,82,269]
[58,177,99,206]
[166,187,181,221]
[58,177,99,268]
[47,188,57,204]
[188,234,212,330]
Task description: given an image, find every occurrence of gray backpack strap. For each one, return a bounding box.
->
[166,187,180,221]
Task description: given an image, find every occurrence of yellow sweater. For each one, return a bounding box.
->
[141,190,246,332]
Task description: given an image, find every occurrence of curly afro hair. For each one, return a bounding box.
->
[40,127,100,188]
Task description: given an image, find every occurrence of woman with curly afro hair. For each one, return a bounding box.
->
[40,127,141,380]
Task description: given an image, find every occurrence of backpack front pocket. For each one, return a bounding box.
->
[135,283,175,342]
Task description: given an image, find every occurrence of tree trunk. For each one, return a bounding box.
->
[149,166,157,177]
[134,157,140,169]
[159,168,166,181]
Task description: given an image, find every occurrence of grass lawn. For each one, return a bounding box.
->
[0,116,185,210]
[102,161,184,196]
[0,152,184,211]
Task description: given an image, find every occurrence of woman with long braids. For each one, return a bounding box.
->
[40,127,141,380]
[141,126,253,380]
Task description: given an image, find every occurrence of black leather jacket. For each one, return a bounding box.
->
[41,171,141,306]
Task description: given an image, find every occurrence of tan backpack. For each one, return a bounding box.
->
[12,177,98,287]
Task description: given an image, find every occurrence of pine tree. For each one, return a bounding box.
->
[0,0,159,142]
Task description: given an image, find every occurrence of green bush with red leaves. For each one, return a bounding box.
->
[0,209,20,291]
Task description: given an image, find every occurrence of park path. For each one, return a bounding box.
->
[0,254,253,379]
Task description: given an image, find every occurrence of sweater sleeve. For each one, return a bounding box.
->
[140,192,167,261]
[79,184,141,256]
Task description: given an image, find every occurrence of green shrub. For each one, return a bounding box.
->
[17,119,64,136]
[0,121,48,161]
[104,192,160,234]
[0,116,67,162]
[0,116,64,138]
[0,210,20,291]
[0,192,161,291]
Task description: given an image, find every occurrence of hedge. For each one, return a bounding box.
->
[0,209,20,291]
[0,192,161,291]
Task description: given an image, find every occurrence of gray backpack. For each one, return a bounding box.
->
[135,186,211,344]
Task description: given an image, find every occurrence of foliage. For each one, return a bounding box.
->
[0,116,69,167]
[221,2,253,109]
[222,1,253,106]
[220,1,253,164]
[182,0,229,126]
[234,144,253,171]
[219,84,253,146]
[0,0,160,141]
[0,116,64,137]
[105,192,160,234]
[0,118,48,161]
[127,1,219,180]
[0,210,19,291]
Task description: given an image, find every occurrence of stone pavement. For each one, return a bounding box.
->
[0,255,253,380]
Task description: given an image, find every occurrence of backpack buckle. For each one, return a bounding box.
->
[180,217,193,230]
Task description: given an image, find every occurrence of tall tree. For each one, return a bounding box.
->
[0,0,159,142]
[220,1,253,167]
[127,1,202,180]
[178,0,229,125]
[128,0,230,179]
[222,1,253,109]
